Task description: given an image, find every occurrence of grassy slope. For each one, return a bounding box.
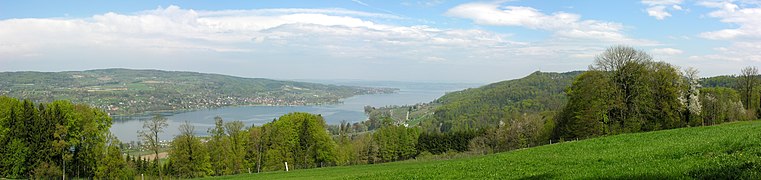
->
[208,121,761,179]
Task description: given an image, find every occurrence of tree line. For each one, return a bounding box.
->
[553,46,755,140]
[0,96,121,179]
[373,45,761,158]
[162,112,422,178]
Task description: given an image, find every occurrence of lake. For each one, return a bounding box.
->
[110,81,479,142]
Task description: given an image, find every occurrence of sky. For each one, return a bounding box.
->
[1,0,760,83]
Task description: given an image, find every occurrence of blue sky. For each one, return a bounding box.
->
[1,0,759,83]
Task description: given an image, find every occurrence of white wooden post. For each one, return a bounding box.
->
[141,174,144,180]
[285,162,289,172]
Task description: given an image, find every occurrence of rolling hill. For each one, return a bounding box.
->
[365,71,583,132]
[0,68,396,115]
[429,71,583,132]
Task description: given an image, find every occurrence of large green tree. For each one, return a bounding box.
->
[225,121,248,174]
[591,45,654,133]
[646,62,684,130]
[95,133,129,179]
[246,125,265,173]
[169,121,212,178]
[250,112,337,171]
[555,70,614,139]
[207,116,234,175]
[555,46,687,139]
[373,125,419,162]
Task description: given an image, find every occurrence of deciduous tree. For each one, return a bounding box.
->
[138,114,168,178]
[739,66,758,117]
[169,121,211,178]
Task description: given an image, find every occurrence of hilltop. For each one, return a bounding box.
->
[364,71,582,132]
[0,69,396,115]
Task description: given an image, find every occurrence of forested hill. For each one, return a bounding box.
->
[424,71,583,132]
[700,75,735,88]
[0,68,396,115]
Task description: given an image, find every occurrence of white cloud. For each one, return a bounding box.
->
[351,0,370,7]
[421,56,447,63]
[642,0,683,6]
[651,47,684,55]
[401,0,446,7]
[641,0,684,20]
[198,8,402,19]
[695,1,761,63]
[698,1,761,40]
[445,2,655,45]
[647,6,672,20]
[0,4,676,82]
[691,42,761,62]
[0,5,524,66]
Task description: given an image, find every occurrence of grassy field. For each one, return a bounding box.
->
[205,120,761,179]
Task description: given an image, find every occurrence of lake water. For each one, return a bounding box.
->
[110,81,479,142]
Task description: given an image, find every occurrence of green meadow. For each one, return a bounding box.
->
[208,121,761,179]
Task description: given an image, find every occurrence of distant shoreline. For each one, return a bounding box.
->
[108,92,398,119]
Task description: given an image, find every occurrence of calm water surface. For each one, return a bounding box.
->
[110,81,479,142]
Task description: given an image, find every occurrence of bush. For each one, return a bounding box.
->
[32,162,62,179]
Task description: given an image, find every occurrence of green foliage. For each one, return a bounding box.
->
[246,125,265,173]
[333,131,357,166]
[430,71,582,133]
[246,113,424,174]
[96,135,129,179]
[373,125,420,162]
[417,131,479,154]
[207,117,249,175]
[699,72,760,119]
[252,112,337,171]
[738,66,759,117]
[554,71,614,139]
[1,138,29,178]
[701,75,737,88]
[469,113,551,153]
[208,116,233,175]
[31,162,62,179]
[554,46,688,139]
[701,87,748,125]
[205,121,761,180]
[225,121,248,174]
[362,103,438,131]
[169,121,212,178]
[646,62,685,130]
[0,96,118,179]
